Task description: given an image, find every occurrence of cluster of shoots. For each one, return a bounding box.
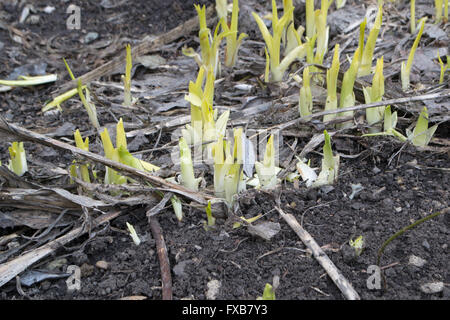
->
[184,5,229,76]
[7,142,28,177]
[252,0,307,82]
[182,66,230,153]
[70,130,91,183]
[100,118,160,185]
[363,106,438,147]
[219,0,248,68]
[358,6,383,77]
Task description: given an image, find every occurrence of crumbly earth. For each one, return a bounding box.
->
[0,0,448,300]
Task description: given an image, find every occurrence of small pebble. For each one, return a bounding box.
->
[84,32,99,44]
[408,255,427,268]
[206,280,221,300]
[422,240,431,251]
[420,282,444,294]
[96,260,109,270]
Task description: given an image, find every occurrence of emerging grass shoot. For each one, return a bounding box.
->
[282,0,305,56]
[101,118,159,185]
[358,6,382,77]
[254,134,281,190]
[184,5,231,76]
[407,107,438,147]
[364,57,385,133]
[338,47,361,129]
[8,142,28,177]
[305,0,315,39]
[323,44,340,123]
[220,0,248,68]
[179,137,201,192]
[299,66,313,117]
[257,283,276,300]
[70,129,91,183]
[122,44,133,107]
[252,0,307,82]
[401,18,426,91]
[437,52,449,84]
[314,0,333,66]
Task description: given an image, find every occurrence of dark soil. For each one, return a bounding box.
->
[0,0,448,301]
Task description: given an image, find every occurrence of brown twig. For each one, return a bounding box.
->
[274,91,450,132]
[148,216,172,300]
[275,206,361,300]
[0,210,121,288]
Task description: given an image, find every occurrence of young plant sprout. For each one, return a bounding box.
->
[410,0,416,33]
[223,128,246,203]
[101,118,159,185]
[183,68,230,151]
[337,47,361,129]
[126,222,141,246]
[357,19,366,66]
[179,137,201,192]
[184,5,230,76]
[362,105,407,141]
[204,200,216,229]
[77,79,100,131]
[401,18,426,91]
[257,283,276,300]
[7,142,28,177]
[407,107,438,147]
[305,34,317,66]
[358,6,382,77]
[255,134,281,190]
[349,235,364,256]
[122,44,133,107]
[42,58,86,112]
[220,0,248,68]
[437,52,449,84]
[212,135,233,199]
[252,0,307,82]
[171,195,183,222]
[305,0,315,39]
[100,127,127,185]
[282,0,305,56]
[314,0,333,66]
[364,57,385,133]
[299,66,313,117]
[312,130,339,188]
[323,44,340,123]
[70,129,91,183]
